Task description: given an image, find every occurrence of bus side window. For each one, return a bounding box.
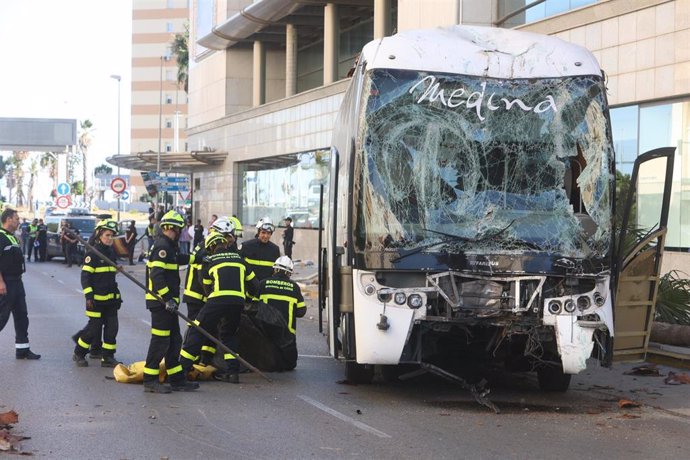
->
[566,144,587,214]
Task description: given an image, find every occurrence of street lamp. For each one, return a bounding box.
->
[110,74,122,221]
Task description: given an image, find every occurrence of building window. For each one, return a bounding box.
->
[165,119,173,129]
[497,0,597,28]
[165,95,173,104]
[238,149,330,229]
[166,22,174,33]
[610,99,690,249]
[165,143,172,153]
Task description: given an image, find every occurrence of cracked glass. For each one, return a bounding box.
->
[353,69,613,265]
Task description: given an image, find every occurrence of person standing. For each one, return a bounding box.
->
[72,219,122,368]
[143,210,197,393]
[61,222,79,267]
[240,217,281,282]
[145,217,156,256]
[193,219,204,248]
[0,208,41,360]
[282,217,294,259]
[179,219,192,255]
[179,231,259,384]
[36,219,47,262]
[257,256,305,370]
[27,219,38,262]
[19,219,29,256]
[125,220,137,266]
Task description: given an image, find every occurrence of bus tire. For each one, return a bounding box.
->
[345,361,374,384]
[537,364,571,392]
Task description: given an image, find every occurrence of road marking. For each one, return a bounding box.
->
[57,279,65,285]
[298,354,331,359]
[298,395,391,439]
[140,319,151,327]
[75,288,83,294]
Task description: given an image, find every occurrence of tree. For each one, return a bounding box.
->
[27,157,38,212]
[0,156,7,181]
[9,151,29,207]
[78,119,94,204]
[94,163,113,175]
[40,152,58,195]
[171,23,189,93]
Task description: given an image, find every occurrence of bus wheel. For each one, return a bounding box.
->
[537,364,572,392]
[345,361,374,384]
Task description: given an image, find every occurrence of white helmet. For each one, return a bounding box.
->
[211,216,235,236]
[257,216,275,233]
[273,256,294,274]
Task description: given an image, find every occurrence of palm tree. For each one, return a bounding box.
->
[78,119,94,204]
[27,157,38,212]
[171,23,189,93]
[40,152,59,196]
[9,151,29,207]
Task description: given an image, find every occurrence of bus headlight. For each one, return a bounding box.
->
[407,294,423,309]
[577,296,591,311]
[547,300,562,314]
[394,292,407,305]
[563,299,576,313]
[364,284,376,296]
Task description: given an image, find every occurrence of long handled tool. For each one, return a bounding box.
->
[68,229,272,383]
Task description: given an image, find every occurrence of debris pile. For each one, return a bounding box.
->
[0,410,30,454]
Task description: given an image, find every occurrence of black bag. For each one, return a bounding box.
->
[237,303,297,371]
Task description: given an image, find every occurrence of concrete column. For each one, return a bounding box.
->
[323,3,339,85]
[285,23,297,97]
[374,0,391,39]
[253,40,266,106]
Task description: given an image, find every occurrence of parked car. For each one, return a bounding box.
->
[44,214,103,262]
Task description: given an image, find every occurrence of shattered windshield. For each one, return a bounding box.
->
[354,69,613,265]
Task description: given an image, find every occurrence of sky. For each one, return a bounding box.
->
[0,0,133,200]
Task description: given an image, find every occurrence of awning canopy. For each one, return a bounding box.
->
[106,151,228,173]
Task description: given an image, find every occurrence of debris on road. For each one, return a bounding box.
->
[624,364,662,377]
[664,371,690,385]
[618,399,641,409]
[0,410,31,454]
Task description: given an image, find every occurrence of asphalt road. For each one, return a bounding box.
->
[2,259,690,459]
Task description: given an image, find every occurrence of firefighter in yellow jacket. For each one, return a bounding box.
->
[180,230,259,384]
[142,210,197,393]
[73,219,122,368]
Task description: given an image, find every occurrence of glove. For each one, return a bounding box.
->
[86,299,95,310]
[165,299,178,314]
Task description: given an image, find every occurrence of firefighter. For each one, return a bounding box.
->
[256,256,305,370]
[142,210,197,393]
[72,219,122,367]
[240,217,280,282]
[180,230,259,384]
[182,216,235,364]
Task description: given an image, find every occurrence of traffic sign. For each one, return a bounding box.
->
[111,177,127,194]
[57,182,70,196]
[56,195,71,209]
[120,190,130,200]
[165,176,189,183]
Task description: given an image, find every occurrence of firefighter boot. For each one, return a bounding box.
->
[16,348,41,360]
[170,379,200,392]
[72,353,88,367]
[143,380,172,394]
[101,355,121,368]
[214,372,239,384]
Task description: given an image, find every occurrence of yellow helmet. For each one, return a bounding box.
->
[160,210,185,229]
[204,232,227,251]
[230,216,243,237]
[95,219,119,235]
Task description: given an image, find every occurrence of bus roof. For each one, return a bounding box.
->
[362,25,601,79]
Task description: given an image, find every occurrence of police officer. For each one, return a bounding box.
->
[27,218,38,262]
[182,216,236,364]
[257,256,305,370]
[72,219,122,368]
[179,230,259,384]
[36,219,47,262]
[240,217,280,282]
[143,210,198,393]
[0,208,41,360]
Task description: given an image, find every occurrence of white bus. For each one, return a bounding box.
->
[322,25,674,392]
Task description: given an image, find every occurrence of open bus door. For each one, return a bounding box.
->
[612,147,675,362]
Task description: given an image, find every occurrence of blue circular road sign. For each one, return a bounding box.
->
[57,182,70,196]
[120,190,130,200]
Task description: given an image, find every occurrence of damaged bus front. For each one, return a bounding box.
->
[325,26,616,391]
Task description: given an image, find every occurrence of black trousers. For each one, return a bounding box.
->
[180,301,242,374]
[74,303,118,358]
[184,301,217,363]
[27,238,38,260]
[0,278,30,345]
[38,238,47,261]
[143,306,184,383]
